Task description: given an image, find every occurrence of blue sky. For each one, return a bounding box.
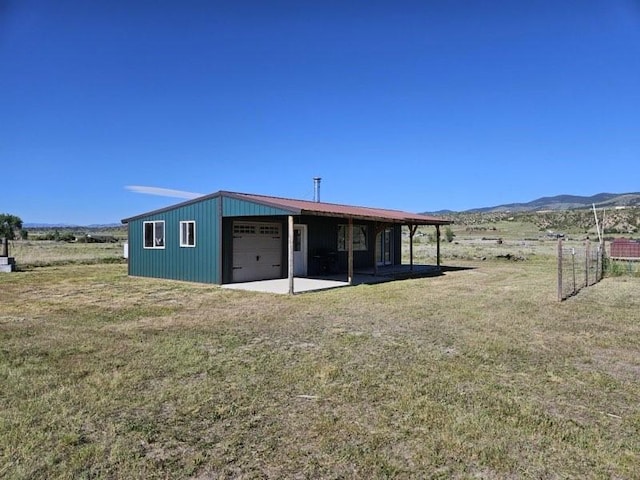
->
[2,1,639,224]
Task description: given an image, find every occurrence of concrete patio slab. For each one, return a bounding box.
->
[220,265,445,294]
[221,277,350,294]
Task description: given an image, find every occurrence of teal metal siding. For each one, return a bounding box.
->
[223,197,295,217]
[128,197,221,283]
[221,218,234,284]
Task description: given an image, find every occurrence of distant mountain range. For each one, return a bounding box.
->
[21,192,640,225]
[24,223,122,229]
[427,192,640,215]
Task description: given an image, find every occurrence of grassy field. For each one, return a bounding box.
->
[1,241,639,478]
[8,240,126,268]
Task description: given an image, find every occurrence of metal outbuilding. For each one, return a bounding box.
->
[610,238,640,260]
[121,191,451,291]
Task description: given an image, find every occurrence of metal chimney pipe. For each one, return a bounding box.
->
[313,177,321,202]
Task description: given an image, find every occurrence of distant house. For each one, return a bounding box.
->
[121,191,451,286]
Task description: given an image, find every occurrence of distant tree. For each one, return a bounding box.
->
[0,213,24,257]
[444,226,455,243]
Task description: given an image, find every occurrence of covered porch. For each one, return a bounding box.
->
[283,214,449,294]
[219,192,451,293]
[353,263,443,278]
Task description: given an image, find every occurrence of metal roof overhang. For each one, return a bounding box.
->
[298,209,450,226]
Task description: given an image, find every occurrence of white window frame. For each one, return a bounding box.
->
[337,224,368,252]
[180,221,196,247]
[143,220,165,249]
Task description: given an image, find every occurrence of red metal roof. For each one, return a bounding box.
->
[123,190,451,225]
[226,191,451,225]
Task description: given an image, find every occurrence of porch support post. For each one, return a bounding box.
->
[436,224,441,267]
[288,215,294,295]
[373,223,379,277]
[348,217,354,285]
[409,224,418,272]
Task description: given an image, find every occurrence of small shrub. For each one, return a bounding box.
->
[606,260,639,277]
[36,230,77,242]
[59,232,76,242]
[444,226,455,243]
[98,257,127,264]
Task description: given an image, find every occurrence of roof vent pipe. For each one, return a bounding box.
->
[313,177,321,202]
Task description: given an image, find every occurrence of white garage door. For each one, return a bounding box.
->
[232,221,282,282]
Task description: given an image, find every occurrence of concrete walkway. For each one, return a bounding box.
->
[221,277,350,294]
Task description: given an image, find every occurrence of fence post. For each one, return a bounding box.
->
[585,239,590,286]
[572,247,576,295]
[557,238,563,301]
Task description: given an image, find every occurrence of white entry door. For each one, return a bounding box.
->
[293,224,307,276]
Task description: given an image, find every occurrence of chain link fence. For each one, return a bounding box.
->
[557,239,604,301]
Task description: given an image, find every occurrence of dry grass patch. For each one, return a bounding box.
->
[1,261,639,479]
[9,240,125,268]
